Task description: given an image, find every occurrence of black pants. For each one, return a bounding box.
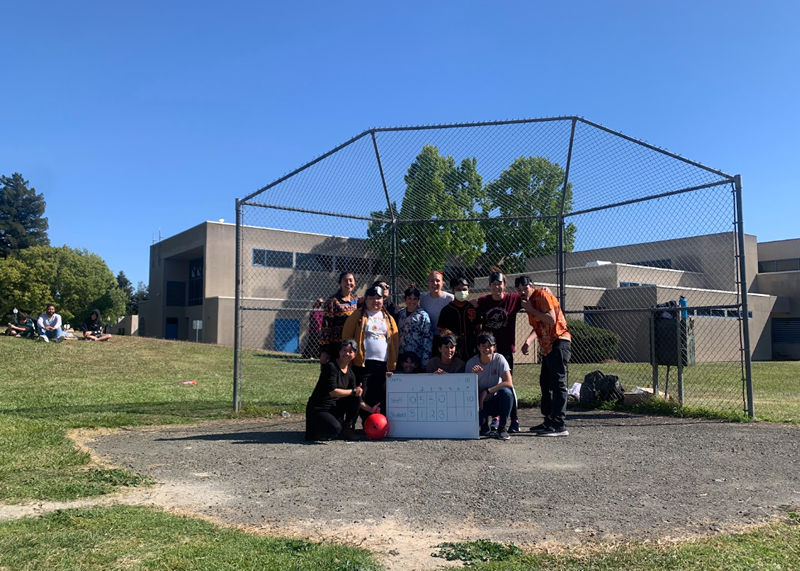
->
[355,359,387,422]
[305,395,361,441]
[539,339,571,431]
[500,352,518,422]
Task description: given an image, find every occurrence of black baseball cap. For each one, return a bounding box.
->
[514,276,533,287]
[450,276,469,289]
[365,286,385,298]
[489,272,505,284]
[440,334,458,347]
[476,332,497,346]
[341,339,358,351]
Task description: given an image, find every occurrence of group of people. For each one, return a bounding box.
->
[5,304,112,342]
[305,269,572,442]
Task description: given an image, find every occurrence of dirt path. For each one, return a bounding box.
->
[4,410,800,570]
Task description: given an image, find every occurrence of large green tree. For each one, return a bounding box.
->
[367,145,485,284]
[116,271,135,314]
[0,245,126,323]
[483,156,577,273]
[0,173,49,258]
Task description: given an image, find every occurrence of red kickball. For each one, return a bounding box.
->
[364,413,389,440]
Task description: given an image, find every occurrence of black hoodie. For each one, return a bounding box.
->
[82,309,103,334]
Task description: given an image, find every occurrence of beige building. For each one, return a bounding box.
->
[140,222,800,361]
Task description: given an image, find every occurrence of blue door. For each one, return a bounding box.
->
[165,318,179,340]
[274,319,300,353]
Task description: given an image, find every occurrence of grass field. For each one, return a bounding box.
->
[1,335,799,569]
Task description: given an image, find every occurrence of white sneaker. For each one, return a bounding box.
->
[38,335,49,342]
[55,335,64,343]
[490,417,499,430]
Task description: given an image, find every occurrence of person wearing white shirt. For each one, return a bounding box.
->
[37,304,64,343]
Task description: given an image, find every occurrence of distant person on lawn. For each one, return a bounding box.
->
[6,311,36,338]
[83,309,112,341]
[37,304,64,343]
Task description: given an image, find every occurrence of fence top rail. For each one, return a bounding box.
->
[240,116,735,205]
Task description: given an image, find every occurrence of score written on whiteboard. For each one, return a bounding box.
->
[385,373,479,439]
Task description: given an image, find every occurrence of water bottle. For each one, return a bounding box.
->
[281,411,291,418]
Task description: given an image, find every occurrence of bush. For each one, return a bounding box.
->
[567,319,621,363]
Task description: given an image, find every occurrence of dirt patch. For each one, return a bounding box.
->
[6,410,800,570]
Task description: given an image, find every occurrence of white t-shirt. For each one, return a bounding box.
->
[420,292,454,332]
[37,313,62,330]
[363,309,388,362]
[464,353,510,398]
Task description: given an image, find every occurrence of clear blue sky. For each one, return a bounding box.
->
[2,1,798,286]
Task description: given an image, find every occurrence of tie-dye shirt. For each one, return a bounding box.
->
[396,307,433,366]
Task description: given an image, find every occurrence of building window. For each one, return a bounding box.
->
[253,249,293,268]
[336,256,373,275]
[166,281,186,307]
[759,258,800,273]
[296,253,335,272]
[188,258,203,306]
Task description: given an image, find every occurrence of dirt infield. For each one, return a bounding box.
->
[83,409,800,570]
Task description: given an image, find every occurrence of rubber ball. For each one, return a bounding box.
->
[364,413,389,440]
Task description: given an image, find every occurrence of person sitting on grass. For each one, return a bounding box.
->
[37,304,64,343]
[465,332,515,441]
[305,339,363,441]
[425,332,466,374]
[83,309,112,341]
[6,311,36,338]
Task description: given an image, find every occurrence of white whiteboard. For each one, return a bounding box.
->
[385,373,479,439]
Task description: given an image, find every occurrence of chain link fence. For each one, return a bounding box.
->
[235,117,753,417]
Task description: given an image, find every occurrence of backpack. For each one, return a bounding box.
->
[580,370,625,404]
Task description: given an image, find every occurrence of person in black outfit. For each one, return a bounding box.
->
[305,339,363,441]
[437,276,481,363]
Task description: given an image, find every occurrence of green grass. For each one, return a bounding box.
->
[1,336,799,501]
[1,336,799,570]
[429,517,800,570]
[0,505,380,571]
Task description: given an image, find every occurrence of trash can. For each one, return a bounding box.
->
[652,317,695,367]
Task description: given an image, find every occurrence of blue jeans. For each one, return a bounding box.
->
[40,327,63,341]
[479,387,514,430]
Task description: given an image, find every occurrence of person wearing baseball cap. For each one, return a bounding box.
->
[305,339,363,441]
[342,284,399,425]
[436,276,481,362]
[425,331,466,374]
[476,268,523,433]
[464,332,515,440]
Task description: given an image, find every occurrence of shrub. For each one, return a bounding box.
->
[567,319,621,363]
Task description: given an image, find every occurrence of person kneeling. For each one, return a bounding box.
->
[83,309,112,341]
[465,332,514,441]
[305,339,365,441]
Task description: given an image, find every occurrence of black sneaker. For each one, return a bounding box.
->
[509,420,521,433]
[529,423,548,433]
[537,427,568,437]
[480,423,492,437]
[496,430,510,441]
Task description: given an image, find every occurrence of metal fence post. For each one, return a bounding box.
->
[558,119,577,309]
[734,175,754,418]
[233,199,243,413]
[371,131,398,304]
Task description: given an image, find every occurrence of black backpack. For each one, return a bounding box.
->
[580,370,625,404]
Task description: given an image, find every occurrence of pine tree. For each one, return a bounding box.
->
[0,173,49,258]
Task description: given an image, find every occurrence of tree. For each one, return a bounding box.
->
[0,173,49,258]
[367,145,485,284]
[131,281,148,315]
[483,156,577,273]
[0,245,126,323]
[117,271,135,314]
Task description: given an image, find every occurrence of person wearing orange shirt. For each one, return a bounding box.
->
[517,276,572,437]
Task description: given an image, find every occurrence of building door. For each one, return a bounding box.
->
[165,317,179,340]
[274,319,300,353]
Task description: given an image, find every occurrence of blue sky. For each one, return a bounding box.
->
[2,1,798,286]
